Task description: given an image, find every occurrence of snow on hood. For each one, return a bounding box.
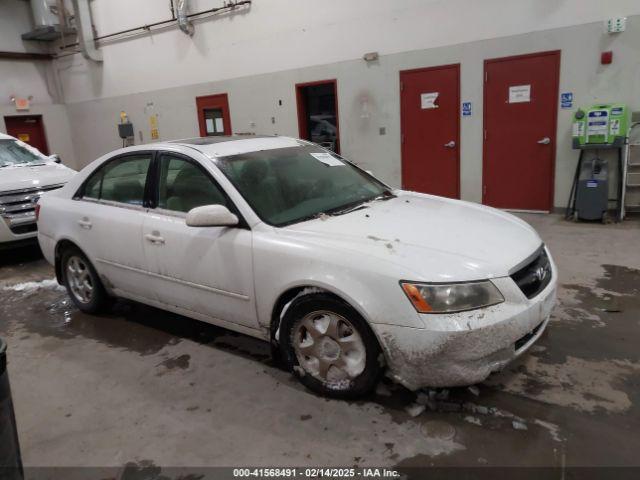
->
[283,191,542,281]
[0,162,76,192]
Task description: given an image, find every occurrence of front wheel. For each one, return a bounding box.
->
[280,293,382,399]
[61,247,111,313]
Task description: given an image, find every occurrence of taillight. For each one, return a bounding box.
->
[35,203,41,221]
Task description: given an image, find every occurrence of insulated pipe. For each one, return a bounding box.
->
[70,0,103,62]
[59,0,251,50]
[176,0,194,35]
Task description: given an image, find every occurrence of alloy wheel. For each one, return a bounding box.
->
[66,255,94,304]
[292,310,366,384]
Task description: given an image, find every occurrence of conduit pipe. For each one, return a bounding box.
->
[70,0,103,62]
[176,0,194,36]
[59,0,251,50]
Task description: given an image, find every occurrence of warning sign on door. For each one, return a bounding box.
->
[508,85,531,103]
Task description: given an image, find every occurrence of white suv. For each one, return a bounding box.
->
[37,136,556,398]
[0,133,75,249]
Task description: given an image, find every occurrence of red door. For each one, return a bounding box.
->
[4,115,49,155]
[400,64,460,198]
[483,51,560,211]
[195,94,232,136]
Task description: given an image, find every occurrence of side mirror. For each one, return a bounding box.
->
[49,154,62,164]
[186,204,239,227]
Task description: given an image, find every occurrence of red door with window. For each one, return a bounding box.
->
[196,94,232,136]
[483,51,560,211]
[4,115,49,155]
[400,64,460,198]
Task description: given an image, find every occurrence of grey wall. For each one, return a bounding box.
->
[0,0,76,167]
[64,17,640,208]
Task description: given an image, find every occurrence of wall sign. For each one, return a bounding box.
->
[561,92,573,109]
[421,92,439,109]
[462,102,472,116]
[149,114,159,140]
[508,85,531,103]
[14,98,30,111]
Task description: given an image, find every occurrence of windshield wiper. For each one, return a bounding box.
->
[329,203,369,216]
[371,189,397,202]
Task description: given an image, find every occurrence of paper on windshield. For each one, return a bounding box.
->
[310,152,344,167]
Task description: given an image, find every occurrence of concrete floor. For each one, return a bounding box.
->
[1,214,639,475]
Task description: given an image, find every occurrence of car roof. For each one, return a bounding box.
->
[169,135,307,158]
[0,133,15,141]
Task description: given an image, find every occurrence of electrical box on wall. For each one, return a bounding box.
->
[572,104,629,149]
[606,17,627,33]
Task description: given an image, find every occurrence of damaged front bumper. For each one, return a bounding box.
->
[374,264,557,391]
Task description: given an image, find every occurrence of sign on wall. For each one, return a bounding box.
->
[561,92,573,109]
[462,102,472,116]
[149,114,159,140]
[14,98,30,111]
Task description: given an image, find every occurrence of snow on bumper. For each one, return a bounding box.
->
[374,274,557,390]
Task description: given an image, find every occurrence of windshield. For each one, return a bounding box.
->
[216,145,389,226]
[0,140,45,168]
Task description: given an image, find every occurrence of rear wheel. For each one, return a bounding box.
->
[280,293,382,399]
[61,247,110,313]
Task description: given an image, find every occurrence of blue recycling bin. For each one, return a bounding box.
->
[0,338,23,480]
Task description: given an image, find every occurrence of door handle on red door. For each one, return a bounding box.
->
[77,218,92,230]
[144,233,165,245]
[537,137,551,145]
[444,141,456,148]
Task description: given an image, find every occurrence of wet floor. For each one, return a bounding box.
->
[1,214,639,475]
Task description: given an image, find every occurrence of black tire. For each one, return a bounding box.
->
[61,247,111,314]
[280,293,382,399]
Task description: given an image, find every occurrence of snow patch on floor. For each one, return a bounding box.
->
[2,278,64,293]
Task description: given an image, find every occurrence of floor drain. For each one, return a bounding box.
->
[421,420,456,441]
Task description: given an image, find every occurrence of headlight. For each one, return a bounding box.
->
[400,280,504,314]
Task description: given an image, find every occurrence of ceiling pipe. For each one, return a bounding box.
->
[176,0,194,36]
[0,51,54,61]
[70,0,103,62]
[58,1,251,51]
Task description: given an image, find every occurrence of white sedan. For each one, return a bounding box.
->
[37,136,556,398]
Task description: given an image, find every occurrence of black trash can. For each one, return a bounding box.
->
[0,338,23,480]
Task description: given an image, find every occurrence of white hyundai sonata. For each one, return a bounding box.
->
[37,136,556,398]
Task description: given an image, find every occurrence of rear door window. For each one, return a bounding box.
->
[81,154,152,206]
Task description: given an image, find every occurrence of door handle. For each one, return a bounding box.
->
[537,137,551,145]
[77,218,92,230]
[444,141,456,148]
[144,233,165,245]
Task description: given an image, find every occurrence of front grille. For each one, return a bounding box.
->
[510,247,552,299]
[515,320,544,350]
[0,184,64,234]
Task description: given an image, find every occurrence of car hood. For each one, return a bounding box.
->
[0,163,76,192]
[282,191,542,281]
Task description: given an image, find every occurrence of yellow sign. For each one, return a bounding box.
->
[18,133,30,142]
[149,114,159,140]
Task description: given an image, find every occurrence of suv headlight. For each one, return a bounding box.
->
[400,280,504,314]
